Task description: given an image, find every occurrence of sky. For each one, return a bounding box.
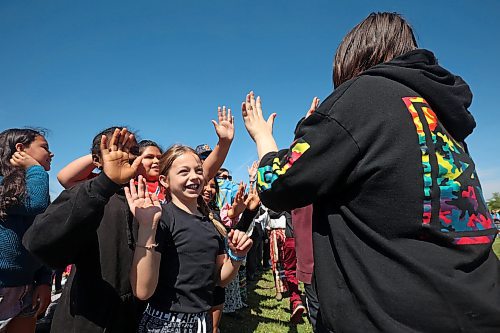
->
[1,0,499,201]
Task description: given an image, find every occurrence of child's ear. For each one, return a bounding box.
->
[92,154,102,168]
[15,143,25,152]
[159,175,169,189]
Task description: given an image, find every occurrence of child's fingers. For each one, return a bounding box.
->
[230,230,240,244]
[231,230,243,245]
[120,132,131,151]
[222,106,226,120]
[256,96,263,117]
[130,155,144,171]
[129,178,138,199]
[217,106,222,123]
[109,128,121,151]
[100,135,108,155]
[117,128,128,150]
[238,238,253,252]
[122,134,136,154]
[124,186,133,205]
[211,120,218,131]
[266,113,277,131]
[150,192,161,207]
[137,175,145,198]
[310,97,318,111]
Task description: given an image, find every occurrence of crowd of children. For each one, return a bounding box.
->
[2,11,500,333]
[0,104,311,333]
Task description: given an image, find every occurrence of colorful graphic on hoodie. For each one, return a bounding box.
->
[257,139,310,191]
[403,97,495,245]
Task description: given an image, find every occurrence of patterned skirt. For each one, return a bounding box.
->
[269,228,288,293]
[139,304,211,333]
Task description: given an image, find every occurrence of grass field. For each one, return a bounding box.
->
[493,236,500,258]
[220,236,500,333]
[220,270,313,333]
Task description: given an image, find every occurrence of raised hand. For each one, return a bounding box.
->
[211,106,235,142]
[230,182,247,218]
[10,151,40,169]
[227,229,253,257]
[100,128,143,185]
[244,185,260,211]
[247,160,258,181]
[241,91,276,142]
[306,97,320,118]
[125,176,162,228]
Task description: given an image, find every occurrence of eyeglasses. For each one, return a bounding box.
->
[217,175,232,181]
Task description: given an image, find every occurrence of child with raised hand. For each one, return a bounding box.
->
[0,128,53,333]
[23,107,234,333]
[23,128,144,333]
[126,145,252,333]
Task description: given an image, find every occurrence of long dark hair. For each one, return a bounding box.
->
[207,177,220,212]
[0,128,45,219]
[333,12,418,88]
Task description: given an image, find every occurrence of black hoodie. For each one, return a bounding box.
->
[257,49,500,332]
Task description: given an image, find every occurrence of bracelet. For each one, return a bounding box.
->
[224,238,246,262]
[135,243,159,251]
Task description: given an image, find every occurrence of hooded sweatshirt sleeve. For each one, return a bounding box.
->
[257,102,360,212]
[22,172,121,268]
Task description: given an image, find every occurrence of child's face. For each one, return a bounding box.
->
[23,135,53,171]
[138,146,162,181]
[161,152,204,203]
[202,178,216,203]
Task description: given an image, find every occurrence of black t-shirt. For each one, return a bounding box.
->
[148,202,225,313]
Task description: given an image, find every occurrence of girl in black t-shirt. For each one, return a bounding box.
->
[126,145,253,333]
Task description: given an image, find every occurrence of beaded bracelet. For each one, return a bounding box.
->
[224,238,246,262]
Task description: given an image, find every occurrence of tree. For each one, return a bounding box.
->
[487,192,500,210]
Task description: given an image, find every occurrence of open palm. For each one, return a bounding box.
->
[212,106,234,141]
[100,128,143,185]
[125,176,162,228]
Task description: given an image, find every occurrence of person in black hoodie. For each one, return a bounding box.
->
[242,12,500,333]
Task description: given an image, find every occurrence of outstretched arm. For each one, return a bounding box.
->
[57,154,96,189]
[23,128,142,268]
[125,176,162,300]
[203,106,234,180]
[242,93,359,211]
[216,229,252,287]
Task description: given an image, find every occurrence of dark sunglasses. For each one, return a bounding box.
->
[217,175,232,181]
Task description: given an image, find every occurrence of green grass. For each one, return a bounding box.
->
[493,236,500,259]
[220,270,313,333]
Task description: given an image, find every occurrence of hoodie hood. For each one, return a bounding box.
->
[363,49,475,141]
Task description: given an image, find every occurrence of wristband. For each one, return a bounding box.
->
[225,238,246,261]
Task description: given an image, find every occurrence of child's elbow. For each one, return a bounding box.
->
[132,285,155,300]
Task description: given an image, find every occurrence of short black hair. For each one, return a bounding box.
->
[138,140,163,155]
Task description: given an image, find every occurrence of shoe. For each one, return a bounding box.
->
[290,301,306,324]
